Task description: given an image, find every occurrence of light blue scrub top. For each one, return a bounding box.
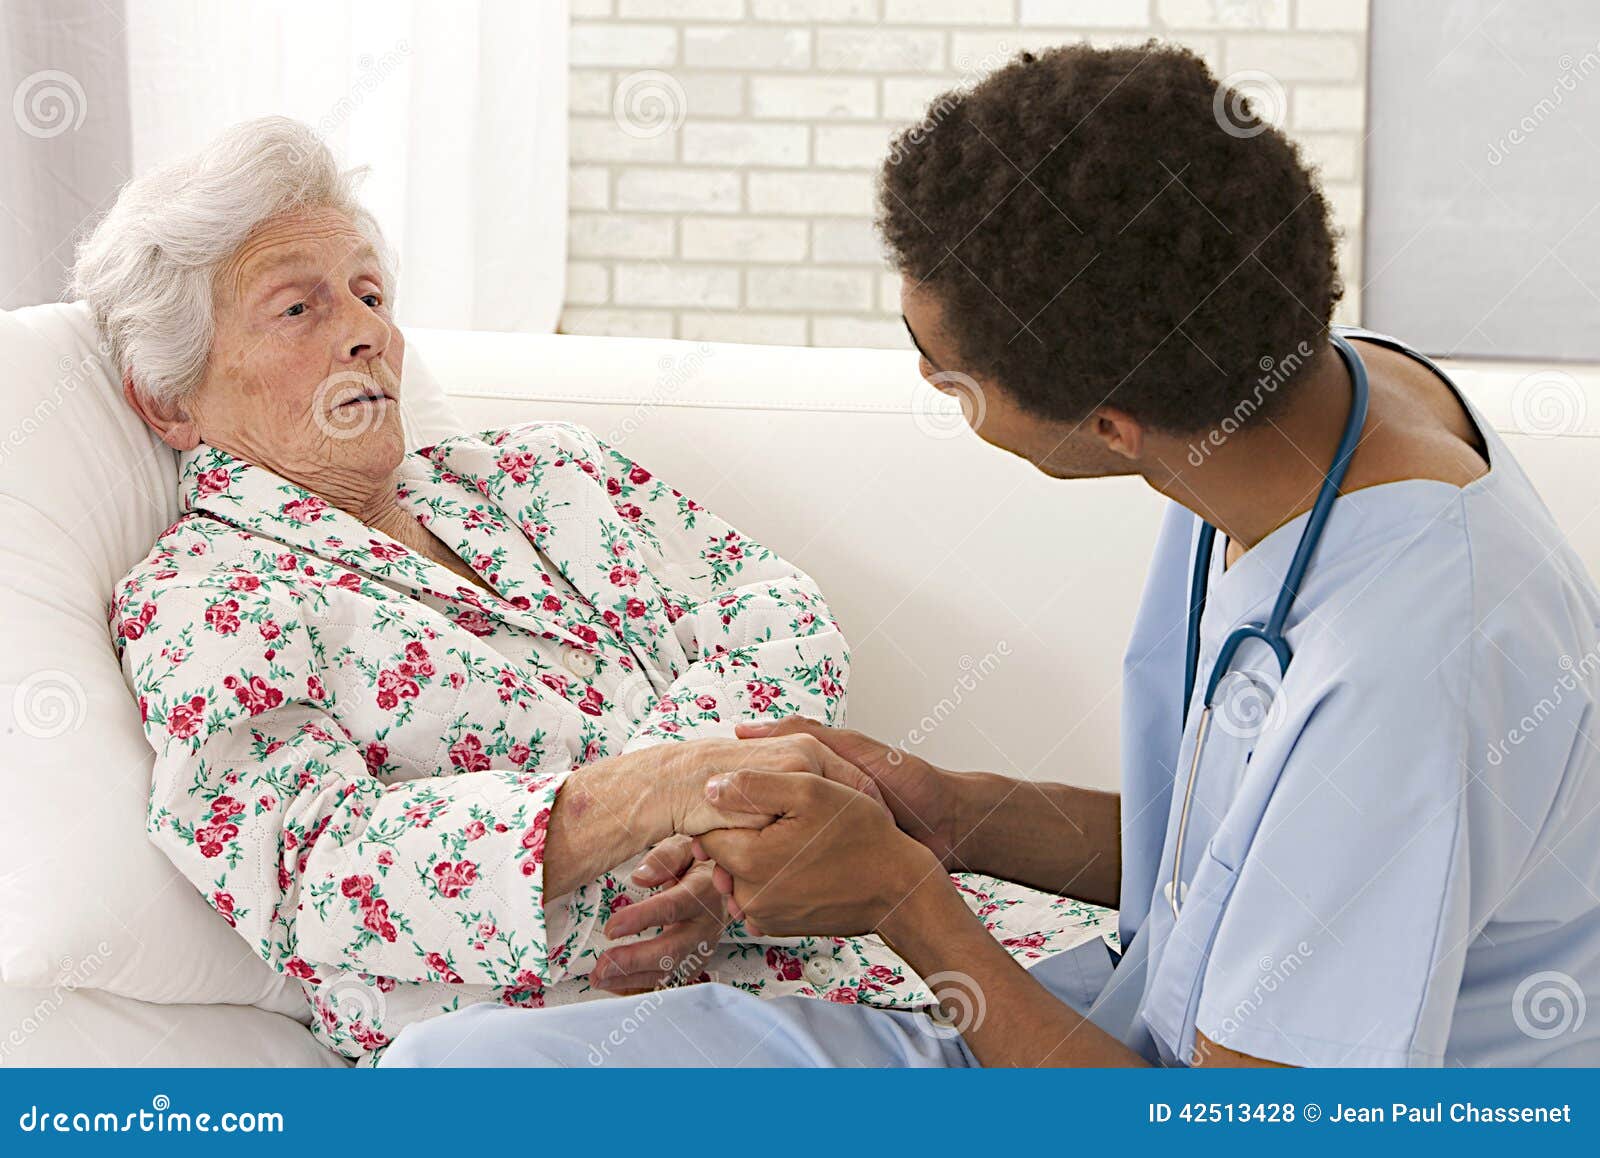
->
[1098,328,1600,1067]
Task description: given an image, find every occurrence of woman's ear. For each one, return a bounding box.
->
[122,371,201,451]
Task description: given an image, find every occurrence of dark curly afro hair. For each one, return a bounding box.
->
[879,41,1342,435]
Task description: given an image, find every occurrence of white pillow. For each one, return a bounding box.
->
[0,301,460,1011]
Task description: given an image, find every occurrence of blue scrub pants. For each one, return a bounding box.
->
[381,939,1114,1068]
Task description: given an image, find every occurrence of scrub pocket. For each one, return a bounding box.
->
[1141,844,1241,1064]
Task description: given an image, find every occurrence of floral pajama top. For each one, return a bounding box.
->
[111,421,1115,1062]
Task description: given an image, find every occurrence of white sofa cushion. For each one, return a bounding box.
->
[411,329,1600,794]
[0,983,347,1067]
[0,301,459,1010]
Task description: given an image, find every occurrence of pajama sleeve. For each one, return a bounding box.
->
[121,576,576,992]
[549,425,849,748]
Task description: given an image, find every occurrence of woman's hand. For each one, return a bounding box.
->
[666,733,885,837]
[696,769,943,938]
[736,717,965,868]
[589,835,725,993]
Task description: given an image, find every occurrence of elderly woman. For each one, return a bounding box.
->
[78,118,1113,1064]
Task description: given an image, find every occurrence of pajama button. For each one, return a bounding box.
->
[562,648,597,678]
[803,956,835,987]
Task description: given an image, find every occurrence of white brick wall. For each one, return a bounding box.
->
[563,0,1369,348]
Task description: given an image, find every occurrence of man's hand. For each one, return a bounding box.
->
[589,835,725,993]
[667,733,886,837]
[736,717,964,867]
[695,768,942,938]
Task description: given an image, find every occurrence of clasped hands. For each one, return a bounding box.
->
[589,718,953,994]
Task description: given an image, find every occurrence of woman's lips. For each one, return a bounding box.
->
[336,393,392,409]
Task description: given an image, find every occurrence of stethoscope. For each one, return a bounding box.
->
[1167,332,1370,916]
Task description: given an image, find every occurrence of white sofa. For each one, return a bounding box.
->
[3,302,1598,1066]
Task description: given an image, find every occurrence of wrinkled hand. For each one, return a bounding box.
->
[696,769,940,939]
[736,717,962,867]
[670,733,887,837]
[590,835,725,993]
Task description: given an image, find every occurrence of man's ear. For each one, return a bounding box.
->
[122,372,201,452]
[1090,406,1145,462]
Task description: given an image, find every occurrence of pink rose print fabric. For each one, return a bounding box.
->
[112,422,1114,1063]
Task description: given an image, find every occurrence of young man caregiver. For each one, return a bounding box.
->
[386,43,1600,1068]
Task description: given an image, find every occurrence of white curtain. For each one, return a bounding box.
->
[3,0,569,331]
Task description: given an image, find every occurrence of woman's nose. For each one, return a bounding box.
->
[340,297,390,363]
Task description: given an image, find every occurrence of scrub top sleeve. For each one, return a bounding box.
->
[1193,682,1473,1067]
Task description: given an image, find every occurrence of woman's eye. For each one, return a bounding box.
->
[282,302,307,318]
[361,293,382,308]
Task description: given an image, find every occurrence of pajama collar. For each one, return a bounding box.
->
[174,439,637,666]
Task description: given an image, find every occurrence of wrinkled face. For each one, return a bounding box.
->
[163,206,405,502]
[900,276,1141,480]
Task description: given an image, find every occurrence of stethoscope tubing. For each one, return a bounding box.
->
[1169,332,1371,916]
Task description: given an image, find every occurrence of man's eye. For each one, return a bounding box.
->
[361,293,382,308]
[282,302,307,318]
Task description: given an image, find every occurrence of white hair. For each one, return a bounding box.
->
[72,116,395,407]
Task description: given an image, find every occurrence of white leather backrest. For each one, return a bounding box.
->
[0,301,459,1004]
[410,328,1600,794]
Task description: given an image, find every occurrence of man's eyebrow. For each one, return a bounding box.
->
[902,314,941,370]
